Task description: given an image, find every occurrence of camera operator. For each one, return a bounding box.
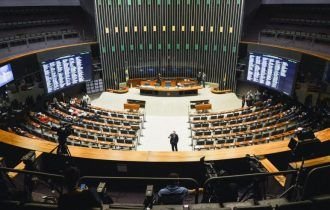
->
[52,122,74,155]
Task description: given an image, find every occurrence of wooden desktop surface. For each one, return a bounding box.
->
[0,128,329,162]
[138,85,202,92]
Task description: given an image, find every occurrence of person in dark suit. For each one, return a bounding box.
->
[156,73,162,86]
[169,131,179,151]
[241,95,246,108]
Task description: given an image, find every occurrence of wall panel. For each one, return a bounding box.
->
[95,0,244,90]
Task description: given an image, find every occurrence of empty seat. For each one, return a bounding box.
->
[212,122,220,127]
[80,133,87,139]
[86,125,94,130]
[117,139,125,143]
[204,131,212,136]
[110,129,118,133]
[245,135,253,141]
[194,124,202,128]
[201,116,207,121]
[106,137,114,142]
[195,132,204,136]
[128,130,136,135]
[229,120,237,125]
[240,127,248,132]
[201,123,209,128]
[121,130,128,134]
[193,117,200,121]
[214,130,222,135]
[262,133,270,138]
[232,128,240,133]
[97,136,106,141]
[218,115,224,119]
[222,129,230,134]
[256,124,263,129]
[227,113,233,118]
[102,127,110,132]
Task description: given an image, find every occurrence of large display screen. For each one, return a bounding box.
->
[42,52,92,93]
[0,64,14,88]
[247,52,298,95]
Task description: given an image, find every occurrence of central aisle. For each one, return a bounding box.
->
[91,87,241,151]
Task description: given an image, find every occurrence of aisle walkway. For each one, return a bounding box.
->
[91,87,241,151]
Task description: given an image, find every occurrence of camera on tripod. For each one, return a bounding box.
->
[51,122,74,155]
[57,123,73,143]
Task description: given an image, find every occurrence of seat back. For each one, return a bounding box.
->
[302,165,330,200]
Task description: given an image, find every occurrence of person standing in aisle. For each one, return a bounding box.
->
[202,72,206,88]
[168,131,179,151]
[241,95,246,108]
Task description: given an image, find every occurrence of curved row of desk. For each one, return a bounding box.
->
[0,128,329,162]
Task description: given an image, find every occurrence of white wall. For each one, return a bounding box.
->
[0,0,80,7]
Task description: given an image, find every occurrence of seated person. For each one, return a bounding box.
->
[157,173,195,205]
[58,167,102,210]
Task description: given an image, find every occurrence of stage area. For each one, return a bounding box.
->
[91,87,241,151]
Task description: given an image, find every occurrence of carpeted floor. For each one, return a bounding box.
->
[91,87,241,151]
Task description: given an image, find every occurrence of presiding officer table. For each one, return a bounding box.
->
[138,85,202,96]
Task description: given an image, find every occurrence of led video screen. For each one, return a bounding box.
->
[41,52,92,93]
[247,52,298,95]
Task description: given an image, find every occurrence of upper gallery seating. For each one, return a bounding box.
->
[0,7,87,56]
[244,5,330,54]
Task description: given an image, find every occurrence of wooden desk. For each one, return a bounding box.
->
[127,78,197,87]
[0,128,329,162]
[138,86,201,96]
[260,158,286,187]
[190,100,210,109]
[289,155,330,169]
[124,103,140,112]
[127,99,146,108]
[195,104,212,112]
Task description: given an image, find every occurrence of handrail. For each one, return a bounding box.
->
[0,167,64,179]
[203,170,297,188]
[79,176,200,204]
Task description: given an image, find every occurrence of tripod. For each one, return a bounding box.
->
[279,157,305,200]
[50,143,71,156]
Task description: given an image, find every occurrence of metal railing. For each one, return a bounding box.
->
[79,176,200,204]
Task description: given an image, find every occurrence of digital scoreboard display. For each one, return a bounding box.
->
[42,52,92,93]
[0,64,14,88]
[247,52,298,95]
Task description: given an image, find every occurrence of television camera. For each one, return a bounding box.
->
[51,122,74,156]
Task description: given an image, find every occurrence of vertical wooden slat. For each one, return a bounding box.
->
[94,0,244,90]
